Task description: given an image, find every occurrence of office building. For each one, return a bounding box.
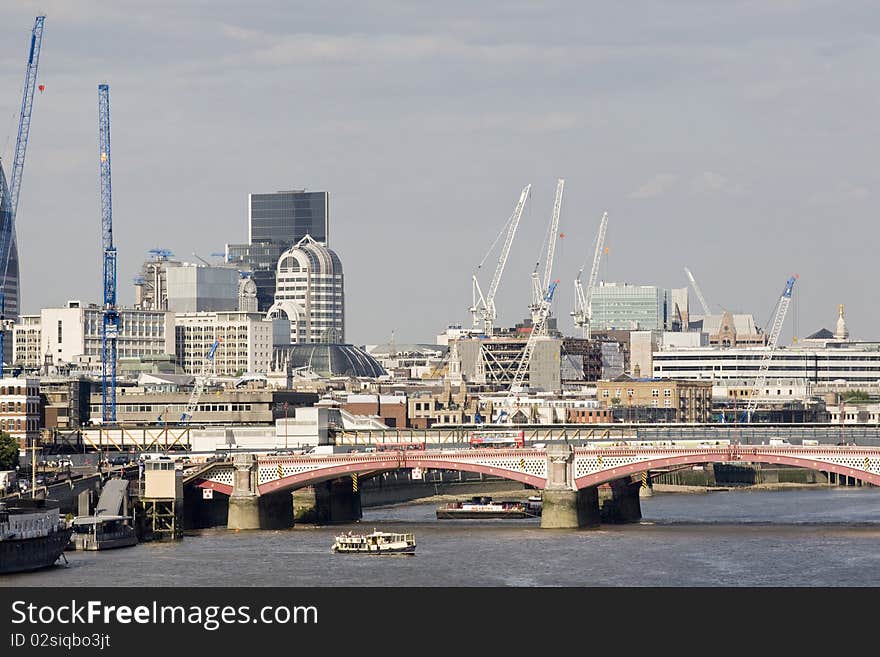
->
[165,263,239,313]
[267,235,345,344]
[0,377,40,448]
[590,283,669,331]
[227,189,330,312]
[174,311,290,376]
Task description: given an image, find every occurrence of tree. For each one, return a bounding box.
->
[0,432,19,471]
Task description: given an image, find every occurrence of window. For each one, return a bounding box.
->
[602,390,609,398]
[664,399,672,407]
[652,389,659,397]
[664,389,671,397]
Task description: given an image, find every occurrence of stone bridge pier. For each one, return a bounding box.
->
[227,454,295,530]
[541,444,600,529]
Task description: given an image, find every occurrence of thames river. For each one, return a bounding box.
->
[4,487,880,587]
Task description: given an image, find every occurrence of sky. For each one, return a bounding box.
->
[0,1,878,346]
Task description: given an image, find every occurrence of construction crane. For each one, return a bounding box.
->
[571,211,608,338]
[745,275,797,422]
[0,15,45,369]
[529,179,564,323]
[98,83,119,423]
[180,338,222,423]
[684,267,711,317]
[495,280,559,423]
[470,184,531,335]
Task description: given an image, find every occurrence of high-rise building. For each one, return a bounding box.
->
[0,163,19,341]
[249,190,329,245]
[227,189,330,312]
[165,264,239,313]
[267,235,345,344]
[590,282,669,331]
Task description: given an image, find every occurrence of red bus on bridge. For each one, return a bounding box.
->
[469,430,525,449]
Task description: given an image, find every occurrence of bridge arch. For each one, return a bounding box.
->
[574,449,880,490]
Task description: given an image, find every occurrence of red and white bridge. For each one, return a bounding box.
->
[190,444,880,496]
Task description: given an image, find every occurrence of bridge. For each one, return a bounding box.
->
[187,444,880,530]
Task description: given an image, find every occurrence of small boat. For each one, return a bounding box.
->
[69,515,138,551]
[331,530,416,554]
[436,496,541,519]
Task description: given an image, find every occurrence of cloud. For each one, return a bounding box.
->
[689,171,744,195]
[630,173,679,199]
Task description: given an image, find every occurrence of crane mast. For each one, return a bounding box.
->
[745,275,797,422]
[684,267,711,317]
[496,281,558,422]
[0,15,45,369]
[530,179,564,322]
[470,184,531,335]
[99,84,119,423]
[571,211,608,338]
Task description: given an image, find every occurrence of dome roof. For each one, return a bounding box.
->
[277,235,342,276]
[284,343,386,378]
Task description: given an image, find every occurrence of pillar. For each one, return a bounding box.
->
[600,478,642,524]
[227,453,260,530]
[313,478,362,524]
[540,444,599,529]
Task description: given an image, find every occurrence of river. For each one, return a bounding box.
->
[3,487,880,587]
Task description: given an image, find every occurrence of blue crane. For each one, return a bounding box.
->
[0,15,45,369]
[98,84,119,423]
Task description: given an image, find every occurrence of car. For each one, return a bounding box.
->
[108,456,129,466]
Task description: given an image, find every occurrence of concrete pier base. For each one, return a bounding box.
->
[540,488,600,529]
[600,479,642,524]
[227,494,260,530]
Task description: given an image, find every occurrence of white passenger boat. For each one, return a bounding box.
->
[331,530,416,554]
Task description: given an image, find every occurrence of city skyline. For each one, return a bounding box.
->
[0,1,877,345]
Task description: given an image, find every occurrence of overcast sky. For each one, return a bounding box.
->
[1,1,877,346]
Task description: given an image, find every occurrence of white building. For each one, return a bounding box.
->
[0,377,40,448]
[266,235,345,344]
[165,263,240,313]
[38,301,174,369]
[12,315,42,370]
[174,311,290,376]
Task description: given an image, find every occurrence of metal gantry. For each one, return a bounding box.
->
[745,275,797,422]
[571,211,608,338]
[470,184,531,335]
[0,15,45,368]
[98,84,119,423]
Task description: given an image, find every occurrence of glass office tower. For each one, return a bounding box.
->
[249,190,329,246]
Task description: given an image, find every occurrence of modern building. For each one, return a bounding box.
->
[249,189,329,246]
[12,314,41,371]
[365,343,448,379]
[165,263,240,313]
[0,163,20,325]
[590,282,670,331]
[39,301,175,368]
[266,235,345,344]
[227,189,330,312]
[0,377,41,448]
[88,389,318,425]
[653,342,880,391]
[342,394,407,428]
[174,311,290,376]
[133,250,181,311]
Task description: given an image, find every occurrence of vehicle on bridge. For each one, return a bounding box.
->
[469,430,525,448]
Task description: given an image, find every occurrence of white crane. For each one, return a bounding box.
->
[745,275,797,422]
[571,211,608,338]
[180,338,222,423]
[530,179,564,323]
[470,184,531,335]
[496,281,559,423]
[684,267,711,317]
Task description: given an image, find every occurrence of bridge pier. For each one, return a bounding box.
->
[228,454,260,530]
[599,478,642,524]
[540,444,600,529]
[313,478,362,524]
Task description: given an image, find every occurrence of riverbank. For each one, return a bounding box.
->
[651,482,835,495]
